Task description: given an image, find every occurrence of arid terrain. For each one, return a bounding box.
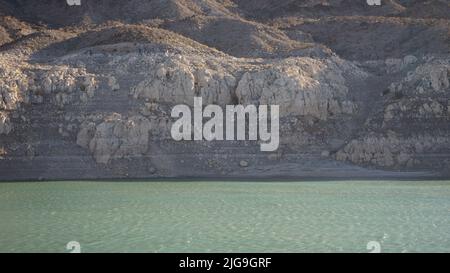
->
[0,0,449,180]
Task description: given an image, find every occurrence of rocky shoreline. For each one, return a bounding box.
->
[1,0,449,180]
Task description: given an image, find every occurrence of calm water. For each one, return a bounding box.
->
[0,181,449,253]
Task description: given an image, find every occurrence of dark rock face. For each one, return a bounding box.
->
[0,0,449,180]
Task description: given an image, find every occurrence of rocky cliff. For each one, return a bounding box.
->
[0,0,449,180]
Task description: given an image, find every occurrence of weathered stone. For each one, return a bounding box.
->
[107,76,120,91]
[239,160,249,167]
[85,115,152,164]
[336,133,450,169]
[0,12,449,180]
[387,58,450,96]
[148,166,157,174]
[131,56,235,106]
[0,112,12,135]
[235,57,362,119]
[76,122,96,149]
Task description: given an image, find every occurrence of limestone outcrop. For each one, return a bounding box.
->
[1,1,450,179]
[336,133,450,169]
[0,61,26,111]
[0,111,11,135]
[335,57,450,171]
[382,57,450,124]
[25,66,98,107]
[131,54,236,106]
[78,115,152,164]
[388,57,450,95]
[235,57,364,119]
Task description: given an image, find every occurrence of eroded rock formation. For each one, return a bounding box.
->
[0,0,449,180]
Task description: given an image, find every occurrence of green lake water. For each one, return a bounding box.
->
[0,181,449,253]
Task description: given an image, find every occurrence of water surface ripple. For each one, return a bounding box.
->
[0,181,449,253]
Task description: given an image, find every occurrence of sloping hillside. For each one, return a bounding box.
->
[0,0,449,180]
